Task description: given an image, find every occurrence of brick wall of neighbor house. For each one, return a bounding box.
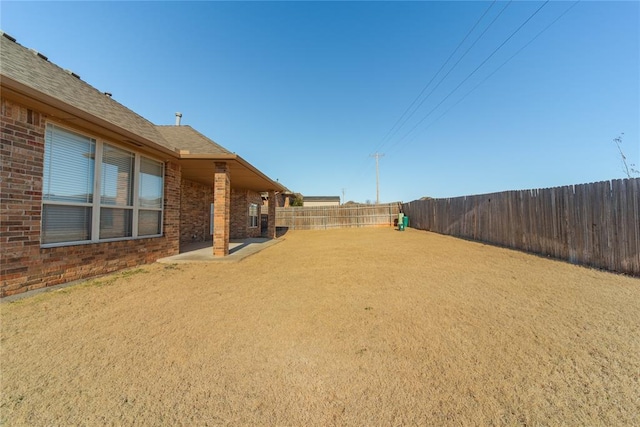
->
[180,179,213,246]
[230,189,263,239]
[0,97,181,297]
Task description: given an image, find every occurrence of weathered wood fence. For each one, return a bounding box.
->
[402,178,640,276]
[276,203,401,230]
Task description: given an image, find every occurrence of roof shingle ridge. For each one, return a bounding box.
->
[0,31,173,150]
[154,124,233,154]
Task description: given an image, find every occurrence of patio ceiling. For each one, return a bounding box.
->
[178,155,287,192]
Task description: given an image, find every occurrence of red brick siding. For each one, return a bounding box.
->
[180,179,213,246]
[163,161,181,254]
[0,97,180,297]
[230,189,262,239]
[261,193,287,211]
[213,162,230,256]
[181,178,263,245]
[1,98,45,295]
[267,190,277,239]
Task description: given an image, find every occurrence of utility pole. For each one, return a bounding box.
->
[341,188,346,205]
[369,152,384,204]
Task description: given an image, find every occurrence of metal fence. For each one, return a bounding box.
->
[276,203,401,230]
[402,178,640,276]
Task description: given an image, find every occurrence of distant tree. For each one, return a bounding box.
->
[613,133,639,178]
[291,194,304,206]
[365,199,372,205]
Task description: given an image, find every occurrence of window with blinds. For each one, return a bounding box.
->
[138,157,163,236]
[42,125,95,244]
[41,124,164,246]
[100,144,134,239]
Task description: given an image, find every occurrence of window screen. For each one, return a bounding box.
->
[42,124,164,245]
[138,157,163,236]
[43,125,95,203]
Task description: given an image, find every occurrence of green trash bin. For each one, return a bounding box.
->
[402,215,409,229]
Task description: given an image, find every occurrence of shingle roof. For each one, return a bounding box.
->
[0,33,175,150]
[156,125,232,155]
[0,32,287,192]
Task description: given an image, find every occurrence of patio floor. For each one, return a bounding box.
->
[157,237,282,263]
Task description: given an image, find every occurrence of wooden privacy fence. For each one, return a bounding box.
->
[276,203,401,230]
[402,178,640,276]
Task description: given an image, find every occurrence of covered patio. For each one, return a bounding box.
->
[155,125,287,258]
[178,154,286,257]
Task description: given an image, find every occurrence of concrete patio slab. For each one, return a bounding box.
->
[157,237,283,264]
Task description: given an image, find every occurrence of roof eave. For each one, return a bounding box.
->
[0,75,179,159]
[1,75,287,193]
[235,154,287,192]
[178,153,238,160]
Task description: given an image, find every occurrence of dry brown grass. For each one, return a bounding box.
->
[1,228,639,426]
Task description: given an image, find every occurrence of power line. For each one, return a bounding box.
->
[378,0,513,154]
[348,1,504,195]
[390,0,582,154]
[388,0,551,154]
[373,0,499,154]
[349,1,563,201]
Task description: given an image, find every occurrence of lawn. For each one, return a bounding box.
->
[1,228,639,426]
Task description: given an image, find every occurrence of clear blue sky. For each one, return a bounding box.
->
[3,1,638,202]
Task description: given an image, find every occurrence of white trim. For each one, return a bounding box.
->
[92,139,103,241]
[248,203,259,228]
[40,234,163,249]
[45,119,166,164]
[132,155,140,237]
[42,200,93,208]
[41,122,165,247]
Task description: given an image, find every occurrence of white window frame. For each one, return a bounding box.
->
[41,122,165,248]
[248,203,259,228]
[96,143,135,240]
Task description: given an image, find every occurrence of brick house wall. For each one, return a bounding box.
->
[261,193,289,212]
[0,97,181,297]
[179,180,263,246]
[180,178,213,246]
[230,189,262,239]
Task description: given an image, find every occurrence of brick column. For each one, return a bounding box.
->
[267,190,277,239]
[213,162,230,257]
[163,161,181,255]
